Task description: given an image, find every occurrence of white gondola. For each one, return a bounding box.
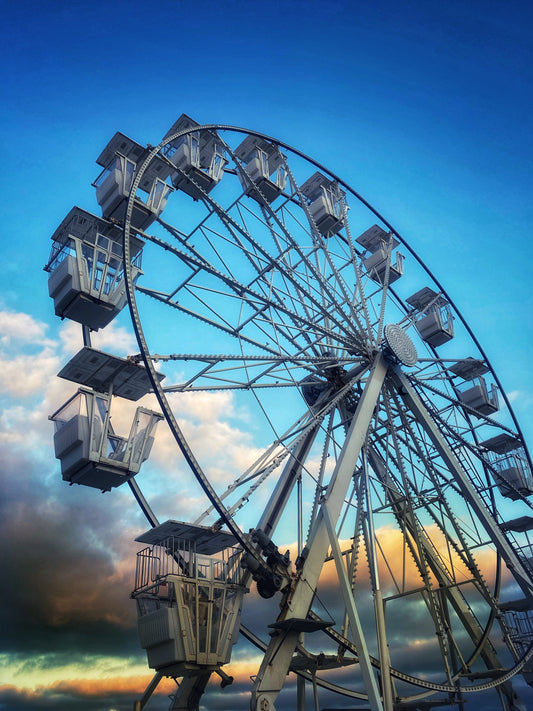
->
[300,172,346,237]
[46,207,144,330]
[406,286,454,347]
[356,224,404,284]
[163,114,227,199]
[458,378,499,415]
[93,132,173,231]
[94,155,172,231]
[482,434,533,500]
[450,358,500,416]
[133,521,247,675]
[234,135,287,205]
[50,387,162,491]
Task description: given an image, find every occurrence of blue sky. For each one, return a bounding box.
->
[1,1,532,710]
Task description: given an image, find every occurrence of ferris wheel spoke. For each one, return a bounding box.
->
[163,362,319,393]
[360,386,530,689]
[384,390,493,602]
[159,182,367,358]
[275,164,371,343]
[390,368,533,599]
[136,284,287,357]
[339,472,366,641]
[249,365,373,538]
[262,206,367,345]
[228,143,356,332]
[307,410,336,540]
[371,408,461,502]
[136,261,354,354]
[194,383,356,528]
[165,381,300,394]
[154,217,349,351]
[215,202,302,291]
[193,180,360,348]
[153,346,366,395]
[366,442,486,684]
[197,222,251,280]
[374,243,396,344]
[231,185,368,352]
[338,197,377,345]
[247,262,330,360]
[261,251,364,352]
[255,423,323,541]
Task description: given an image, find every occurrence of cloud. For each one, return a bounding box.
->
[0,310,59,399]
[0,471,141,650]
[0,672,257,711]
[0,351,60,397]
[0,306,277,709]
[507,388,533,410]
[0,312,147,660]
[0,310,54,348]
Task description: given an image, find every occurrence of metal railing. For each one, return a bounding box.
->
[133,536,243,592]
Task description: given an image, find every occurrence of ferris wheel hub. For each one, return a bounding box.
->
[382,323,418,367]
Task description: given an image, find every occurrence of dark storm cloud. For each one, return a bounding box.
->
[0,436,144,658]
[0,684,139,711]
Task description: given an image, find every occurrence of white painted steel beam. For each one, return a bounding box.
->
[322,504,384,711]
[251,353,388,711]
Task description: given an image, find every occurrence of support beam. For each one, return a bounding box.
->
[133,671,163,711]
[170,672,212,710]
[257,426,321,538]
[322,504,384,711]
[367,447,502,672]
[362,451,394,711]
[390,367,533,601]
[251,354,388,711]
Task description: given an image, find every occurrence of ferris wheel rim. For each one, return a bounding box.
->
[242,619,533,697]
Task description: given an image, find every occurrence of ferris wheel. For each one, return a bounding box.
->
[46,115,533,711]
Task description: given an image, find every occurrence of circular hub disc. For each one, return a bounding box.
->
[383,323,418,366]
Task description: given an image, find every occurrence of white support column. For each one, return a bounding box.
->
[297,473,306,711]
[257,426,320,538]
[251,354,388,711]
[133,671,163,710]
[322,505,384,711]
[362,451,394,711]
